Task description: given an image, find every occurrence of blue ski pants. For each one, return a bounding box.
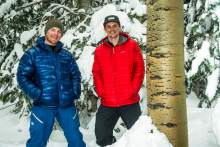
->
[26,106,86,147]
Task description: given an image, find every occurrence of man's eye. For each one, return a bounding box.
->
[107,26,117,29]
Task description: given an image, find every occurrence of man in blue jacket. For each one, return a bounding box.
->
[17,18,86,147]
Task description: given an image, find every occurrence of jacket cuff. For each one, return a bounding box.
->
[33,88,41,100]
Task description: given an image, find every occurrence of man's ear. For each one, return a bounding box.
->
[118,26,122,33]
[104,26,107,32]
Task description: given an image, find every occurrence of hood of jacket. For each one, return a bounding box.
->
[35,36,63,52]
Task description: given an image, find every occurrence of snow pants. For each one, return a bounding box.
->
[26,106,86,147]
[95,102,141,146]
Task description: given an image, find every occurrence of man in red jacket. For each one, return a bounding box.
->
[92,15,145,146]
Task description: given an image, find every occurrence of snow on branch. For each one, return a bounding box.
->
[15,0,42,11]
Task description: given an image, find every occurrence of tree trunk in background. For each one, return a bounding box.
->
[146,0,188,147]
[78,0,91,11]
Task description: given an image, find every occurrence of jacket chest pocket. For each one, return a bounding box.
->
[116,50,132,66]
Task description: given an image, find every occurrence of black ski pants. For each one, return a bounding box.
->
[95,102,141,146]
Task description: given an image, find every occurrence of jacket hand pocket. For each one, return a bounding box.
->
[98,90,105,99]
[33,88,42,101]
[129,85,136,98]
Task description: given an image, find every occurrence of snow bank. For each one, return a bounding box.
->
[20,28,37,45]
[212,99,220,146]
[77,46,95,83]
[108,115,173,147]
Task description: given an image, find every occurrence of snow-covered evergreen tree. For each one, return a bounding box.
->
[184,0,220,107]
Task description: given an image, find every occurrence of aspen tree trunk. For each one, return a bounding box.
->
[146,0,188,147]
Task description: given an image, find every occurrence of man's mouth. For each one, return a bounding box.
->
[109,31,116,34]
[50,37,58,40]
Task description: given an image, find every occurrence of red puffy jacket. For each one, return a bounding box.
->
[92,32,144,107]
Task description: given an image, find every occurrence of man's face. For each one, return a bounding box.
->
[45,27,62,46]
[104,22,121,39]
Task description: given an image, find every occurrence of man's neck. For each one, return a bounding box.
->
[45,40,56,47]
[108,36,119,46]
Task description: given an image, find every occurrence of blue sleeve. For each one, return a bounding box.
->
[70,56,81,99]
[16,51,41,100]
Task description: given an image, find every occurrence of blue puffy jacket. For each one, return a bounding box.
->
[17,37,81,108]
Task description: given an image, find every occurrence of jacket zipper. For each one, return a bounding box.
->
[54,51,60,106]
[112,46,118,106]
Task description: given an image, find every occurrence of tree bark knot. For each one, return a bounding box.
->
[151,91,181,97]
[161,122,177,128]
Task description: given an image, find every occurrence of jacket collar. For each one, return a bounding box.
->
[35,36,63,52]
[101,32,129,47]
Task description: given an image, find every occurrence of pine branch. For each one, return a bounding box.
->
[40,3,86,24]
[15,0,43,11]
[49,3,85,15]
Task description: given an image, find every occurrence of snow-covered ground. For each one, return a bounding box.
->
[187,94,218,147]
[0,93,219,147]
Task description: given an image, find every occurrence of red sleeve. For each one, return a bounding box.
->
[132,42,145,94]
[92,49,104,98]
